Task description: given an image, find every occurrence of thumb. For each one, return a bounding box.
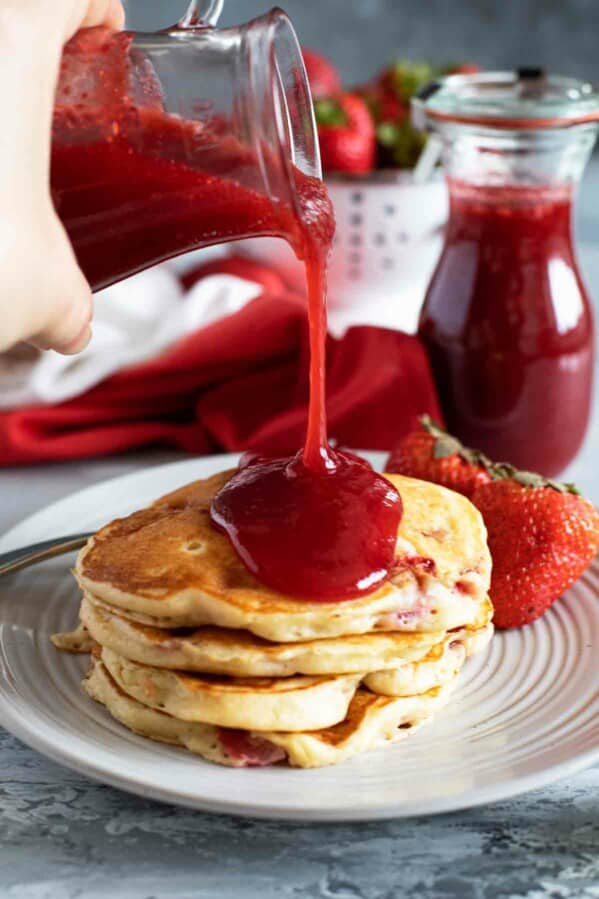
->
[28,275,94,355]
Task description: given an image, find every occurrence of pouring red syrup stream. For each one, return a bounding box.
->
[52,29,403,601]
[210,201,403,601]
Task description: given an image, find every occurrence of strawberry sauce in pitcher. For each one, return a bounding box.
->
[52,16,403,600]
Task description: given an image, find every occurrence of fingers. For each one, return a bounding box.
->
[80,0,125,32]
[28,276,94,356]
[5,214,95,356]
[106,0,126,31]
[53,319,93,355]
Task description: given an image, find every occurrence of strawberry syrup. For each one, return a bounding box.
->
[419,180,594,476]
[51,32,403,601]
[211,185,403,601]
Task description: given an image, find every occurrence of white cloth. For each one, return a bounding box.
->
[0,255,262,410]
[0,240,429,409]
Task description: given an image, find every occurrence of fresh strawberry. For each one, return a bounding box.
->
[375,119,427,169]
[354,83,380,111]
[472,472,599,628]
[378,92,409,124]
[378,60,437,103]
[302,49,341,100]
[445,62,481,75]
[314,93,375,174]
[386,416,492,499]
[356,63,434,169]
[390,419,599,628]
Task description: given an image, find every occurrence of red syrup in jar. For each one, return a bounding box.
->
[419,180,594,476]
[51,35,403,602]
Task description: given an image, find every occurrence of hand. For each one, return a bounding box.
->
[0,1,125,356]
[61,0,125,43]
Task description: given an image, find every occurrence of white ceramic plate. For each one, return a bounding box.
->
[0,453,598,821]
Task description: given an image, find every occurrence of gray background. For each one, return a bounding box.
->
[125,0,599,84]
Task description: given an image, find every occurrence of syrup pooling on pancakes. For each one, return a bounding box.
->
[211,450,403,600]
[211,179,403,601]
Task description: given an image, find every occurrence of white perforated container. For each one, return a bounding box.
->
[240,172,448,335]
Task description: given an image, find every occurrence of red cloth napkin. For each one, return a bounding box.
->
[0,257,441,465]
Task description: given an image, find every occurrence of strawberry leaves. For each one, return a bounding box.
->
[420,416,580,495]
[314,98,347,128]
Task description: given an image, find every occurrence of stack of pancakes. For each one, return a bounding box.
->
[54,470,494,768]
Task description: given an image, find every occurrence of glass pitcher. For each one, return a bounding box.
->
[51,1,322,291]
[413,70,599,476]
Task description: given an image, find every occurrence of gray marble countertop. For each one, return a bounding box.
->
[2,166,599,897]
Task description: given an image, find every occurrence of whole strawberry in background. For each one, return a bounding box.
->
[358,58,479,169]
[472,473,599,629]
[314,93,376,174]
[386,415,492,499]
[445,62,482,75]
[302,48,341,100]
[303,52,479,173]
[364,60,435,169]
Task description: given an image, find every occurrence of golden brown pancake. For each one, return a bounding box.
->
[76,593,492,684]
[364,622,494,696]
[100,646,361,731]
[265,681,455,767]
[98,619,493,731]
[85,658,457,768]
[79,594,449,675]
[87,615,492,734]
[75,471,492,642]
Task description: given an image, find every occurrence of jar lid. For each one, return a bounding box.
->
[412,69,599,130]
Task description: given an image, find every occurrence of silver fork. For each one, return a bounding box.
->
[0,534,92,577]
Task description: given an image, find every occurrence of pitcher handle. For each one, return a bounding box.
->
[179,0,224,28]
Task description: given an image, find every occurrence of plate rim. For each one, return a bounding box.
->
[1,689,598,821]
[1,452,598,821]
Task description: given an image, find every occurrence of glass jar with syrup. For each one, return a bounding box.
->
[413,69,599,476]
